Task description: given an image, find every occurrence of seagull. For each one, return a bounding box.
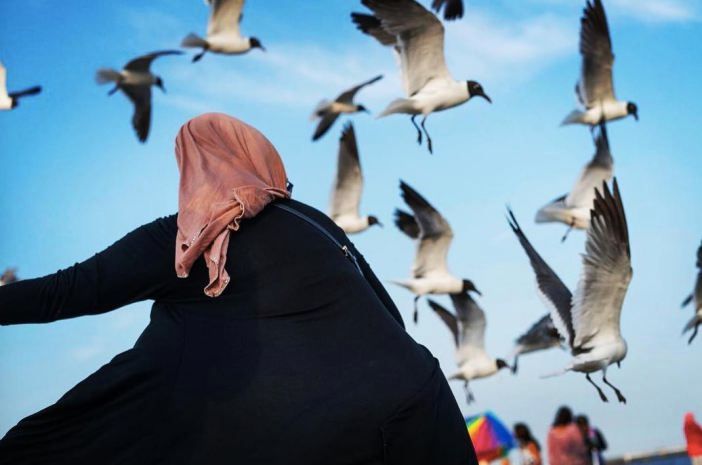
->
[329,123,381,234]
[431,0,464,21]
[311,75,383,141]
[351,0,491,154]
[509,314,563,374]
[96,50,183,143]
[428,294,509,403]
[0,268,18,286]
[562,0,638,126]
[536,120,613,242]
[0,62,41,111]
[681,241,702,344]
[181,0,264,62]
[393,180,480,323]
[508,178,632,403]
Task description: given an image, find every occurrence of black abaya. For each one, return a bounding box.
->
[0,199,477,465]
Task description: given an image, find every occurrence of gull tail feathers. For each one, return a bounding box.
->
[682,314,701,334]
[95,68,121,84]
[387,279,412,291]
[540,366,572,379]
[378,98,414,118]
[561,110,585,126]
[181,33,208,48]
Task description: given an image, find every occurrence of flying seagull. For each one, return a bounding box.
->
[681,241,702,344]
[311,75,383,141]
[0,268,18,286]
[181,0,264,62]
[431,0,464,21]
[393,180,480,322]
[536,120,613,242]
[562,0,638,126]
[508,178,632,403]
[351,0,491,154]
[0,62,41,111]
[96,50,183,143]
[329,122,381,234]
[428,295,509,403]
[509,314,563,374]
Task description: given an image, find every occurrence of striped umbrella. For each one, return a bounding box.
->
[466,411,515,462]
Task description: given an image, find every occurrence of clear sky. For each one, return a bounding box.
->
[1,0,701,458]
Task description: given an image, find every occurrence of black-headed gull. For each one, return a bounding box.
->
[0,62,41,111]
[508,178,632,403]
[681,241,702,344]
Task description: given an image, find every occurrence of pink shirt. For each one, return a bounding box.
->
[547,424,588,465]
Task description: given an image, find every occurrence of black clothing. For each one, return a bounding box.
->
[0,199,476,465]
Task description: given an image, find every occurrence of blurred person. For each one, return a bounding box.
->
[685,412,702,465]
[576,414,608,465]
[513,423,542,465]
[547,406,589,465]
[0,113,478,465]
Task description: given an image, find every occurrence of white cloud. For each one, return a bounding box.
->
[610,0,698,23]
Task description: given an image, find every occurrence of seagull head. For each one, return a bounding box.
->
[368,215,383,228]
[249,37,266,52]
[466,81,491,103]
[496,359,510,371]
[461,279,481,296]
[626,102,638,121]
[155,77,166,93]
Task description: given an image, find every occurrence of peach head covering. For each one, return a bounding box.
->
[175,113,290,297]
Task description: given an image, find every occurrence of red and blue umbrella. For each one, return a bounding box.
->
[466,411,515,462]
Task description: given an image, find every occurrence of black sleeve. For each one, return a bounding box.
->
[0,216,178,325]
[352,245,405,329]
[595,429,607,450]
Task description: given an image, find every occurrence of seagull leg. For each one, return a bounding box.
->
[410,115,422,145]
[511,356,519,374]
[617,361,622,369]
[688,323,699,345]
[602,373,626,404]
[586,373,608,402]
[420,116,433,154]
[464,381,475,404]
[561,219,575,243]
[413,295,420,324]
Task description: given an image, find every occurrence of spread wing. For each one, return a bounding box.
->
[577,0,616,107]
[121,84,152,143]
[330,123,363,219]
[336,75,383,103]
[394,209,420,239]
[427,299,459,347]
[311,113,339,141]
[516,314,562,347]
[351,13,397,46]
[571,178,632,351]
[507,208,575,347]
[207,0,244,37]
[399,180,453,278]
[362,0,450,96]
[124,50,183,72]
[566,121,614,208]
[431,0,464,21]
[452,292,487,358]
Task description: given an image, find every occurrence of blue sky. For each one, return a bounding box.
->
[1,0,701,458]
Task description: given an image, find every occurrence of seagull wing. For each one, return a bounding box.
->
[124,50,183,72]
[697,241,702,269]
[330,123,363,219]
[394,209,420,239]
[571,178,632,352]
[508,209,575,347]
[565,120,614,208]
[363,0,450,96]
[351,13,397,46]
[336,74,383,104]
[516,314,562,347]
[431,0,464,21]
[207,0,244,37]
[121,84,152,143]
[428,299,459,347]
[451,292,487,358]
[400,180,453,278]
[312,113,339,141]
[0,62,8,99]
[578,0,616,107]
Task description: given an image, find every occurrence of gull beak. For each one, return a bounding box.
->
[633,111,639,121]
[479,93,492,104]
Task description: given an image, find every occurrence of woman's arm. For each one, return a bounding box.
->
[0,216,178,325]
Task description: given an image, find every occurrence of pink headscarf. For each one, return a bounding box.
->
[174,113,290,297]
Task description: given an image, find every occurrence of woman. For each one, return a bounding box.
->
[575,414,607,465]
[547,406,588,465]
[0,113,477,465]
[685,412,702,465]
[513,423,541,465]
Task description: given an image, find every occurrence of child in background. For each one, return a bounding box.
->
[514,423,542,465]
